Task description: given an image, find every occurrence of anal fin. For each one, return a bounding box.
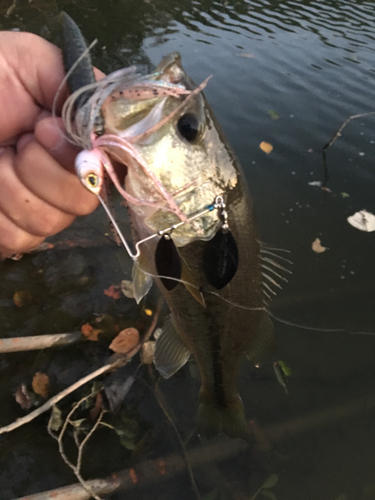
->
[154,316,191,378]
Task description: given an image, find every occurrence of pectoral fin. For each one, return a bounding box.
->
[132,255,153,304]
[246,313,275,365]
[154,316,191,378]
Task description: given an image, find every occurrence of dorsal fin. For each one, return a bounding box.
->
[260,243,292,303]
[154,316,191,378]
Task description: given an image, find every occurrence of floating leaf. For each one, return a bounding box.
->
[268,110,280,120]
[32,372,50,398]
[262,474,279,489]
[49,405,63,432]
[260,141,273,154]
[144,308,153,317]
[312,238,327,253]
[341,192,350,198]
[347,210,375,232]
[273,362,289,395]
[104,285,122,299]
[109,328,139,354]
[308,181,322,187]
[277,359,292,377]
[14,384,32,409]
[13,290,32,307]
[120,436,136,450]
[81,323,102,341]
[121,280,135,299]
[110,421,136,450]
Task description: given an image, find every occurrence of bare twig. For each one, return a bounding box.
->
[0,299,163,435]
[0,333,82,353]
[0,299,163,434]
[48,393,106,500]
[323,111,375,150]
[0,356,127,435]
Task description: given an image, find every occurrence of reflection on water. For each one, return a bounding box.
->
[0,1,375,499]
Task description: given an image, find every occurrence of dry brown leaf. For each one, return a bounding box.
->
[32,372,50,398]
[89,392,103,421]
[104,285,122,300]
[13,290,32,307]
[14,384,32,409]
[312,238,328,253]
[109,328,140,354]
[80,323,102,341]
[260,141,273,154]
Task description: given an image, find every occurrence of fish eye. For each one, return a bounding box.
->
[87,173,99,187]
[177,113,200,143]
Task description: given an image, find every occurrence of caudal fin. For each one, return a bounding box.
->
[197,397,250,440]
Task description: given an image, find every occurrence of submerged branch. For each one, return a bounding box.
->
[13,439,249,500]
[0,333,82,353]
[323,110,375,150]
[0,357,128,435]
[0,300,162,435]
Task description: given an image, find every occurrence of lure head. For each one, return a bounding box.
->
[75,149,104,195]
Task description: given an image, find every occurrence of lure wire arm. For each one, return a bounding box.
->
[97,194,227,262]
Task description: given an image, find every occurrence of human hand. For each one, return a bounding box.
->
[0,31,101,259]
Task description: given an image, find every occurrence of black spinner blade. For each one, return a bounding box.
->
[155,235,182,291]
[203,228,239,289]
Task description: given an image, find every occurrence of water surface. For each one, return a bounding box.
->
[0,1,374,499]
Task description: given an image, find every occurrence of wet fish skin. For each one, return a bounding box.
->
[103,53,274,439]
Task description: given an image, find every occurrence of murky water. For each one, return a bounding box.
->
[1,1,375,499]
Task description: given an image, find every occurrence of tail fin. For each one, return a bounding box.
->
[197,397,250,440]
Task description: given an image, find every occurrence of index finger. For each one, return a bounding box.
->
[0,32,104,143]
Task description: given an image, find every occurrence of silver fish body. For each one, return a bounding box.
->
[102,53,275,439]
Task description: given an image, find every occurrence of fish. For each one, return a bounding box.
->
[61,16,292,440]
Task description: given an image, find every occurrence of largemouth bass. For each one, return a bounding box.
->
[61,15,286,439]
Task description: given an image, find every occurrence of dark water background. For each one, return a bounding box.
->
[0,1,375,499]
